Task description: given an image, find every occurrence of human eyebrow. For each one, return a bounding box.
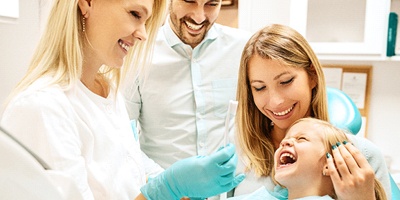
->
[249,80,264,84]
[273,71,291,81]
[133,4,150,20]
[141,6,150,19]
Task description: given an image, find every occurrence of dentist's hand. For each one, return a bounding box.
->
[140,143,245,200]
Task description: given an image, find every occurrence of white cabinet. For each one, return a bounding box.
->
[238,0,391,57]
[0,0,19,23]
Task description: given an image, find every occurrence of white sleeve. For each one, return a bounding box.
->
[130,120,164,179]
[141,151,164,180]
[1,90,94,200]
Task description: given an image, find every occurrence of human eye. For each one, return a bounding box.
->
[280,77,294,85]
[130,11,141,19]
[207,0,220,6]
[184,0,196,3]
[252,85,266,92]
[296,135,308,141]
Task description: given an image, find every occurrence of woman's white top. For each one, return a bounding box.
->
[1,77,154,200]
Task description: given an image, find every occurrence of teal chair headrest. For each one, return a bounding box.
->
[327,87,362,135]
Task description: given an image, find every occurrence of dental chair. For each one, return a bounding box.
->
[0,126,83,200]
[327,87,362,135]
[327,87,400,199]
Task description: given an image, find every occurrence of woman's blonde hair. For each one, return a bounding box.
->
[287,118,387,200]
[236,24,329,176]
[5,0,167,102]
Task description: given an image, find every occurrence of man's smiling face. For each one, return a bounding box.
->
[169,0,221,48]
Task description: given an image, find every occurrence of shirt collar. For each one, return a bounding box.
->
[163,15,219,48]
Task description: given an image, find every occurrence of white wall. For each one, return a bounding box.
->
[0,0,40,107]
[369,61,400,174]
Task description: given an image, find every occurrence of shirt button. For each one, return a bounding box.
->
[199,142,205,147]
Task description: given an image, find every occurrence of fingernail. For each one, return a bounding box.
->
[336,142,341,147]
[331,145,337,150]
[235,174,246,183]
[343,141,348,145]
[326,153,331,158]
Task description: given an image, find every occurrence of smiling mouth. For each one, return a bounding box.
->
[118,39,130,52]
[184,21,203,31]
[273,104,295,116]
[279,152,297,166]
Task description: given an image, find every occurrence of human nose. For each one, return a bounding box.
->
[133,23,147,41]
[280,138,294,147]
[267,89,284,108]
[191,5,206,24]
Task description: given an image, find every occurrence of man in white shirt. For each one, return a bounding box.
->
[124,0,251,168]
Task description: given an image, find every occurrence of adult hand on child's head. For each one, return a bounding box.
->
[140,143,245,199]
[327,141,375,200]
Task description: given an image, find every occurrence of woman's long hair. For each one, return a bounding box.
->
[4,0,167,104]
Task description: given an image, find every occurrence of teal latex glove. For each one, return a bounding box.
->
[140,143,245,200]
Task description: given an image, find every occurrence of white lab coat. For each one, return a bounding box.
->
[1,77,163,200]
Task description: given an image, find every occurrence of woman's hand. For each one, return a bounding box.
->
[327,141,376,200]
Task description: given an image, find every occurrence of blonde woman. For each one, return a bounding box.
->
[234,24,390,199]
[0,0,243,199]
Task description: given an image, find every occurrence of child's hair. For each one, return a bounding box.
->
[273,118,387,200]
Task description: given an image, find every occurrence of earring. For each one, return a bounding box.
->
[322,166,328,176]
[82,16,86,32]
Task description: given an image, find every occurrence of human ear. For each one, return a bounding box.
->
[322,164,330,177]
[308,64,318,89]
[78,0,92,18]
